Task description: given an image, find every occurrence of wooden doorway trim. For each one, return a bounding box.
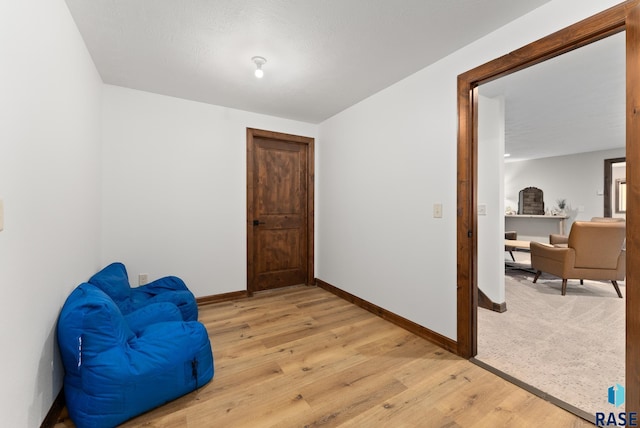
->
[246,128,315,294]
[457,0,640,413]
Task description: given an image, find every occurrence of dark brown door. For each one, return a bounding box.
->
[247,128,314,293]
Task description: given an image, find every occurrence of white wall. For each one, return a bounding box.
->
[316,0,621,341]
[0,0,625,424]
[0,1,103,426]
[505,147,625,237]
[101,85,318,297]
[478,95,506,304]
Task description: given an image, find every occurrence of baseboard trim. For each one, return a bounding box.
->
[315,278,457,354]
[40,388,65,428]
[197,290,248,306]
[478,288,507,313]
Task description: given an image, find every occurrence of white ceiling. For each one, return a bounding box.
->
[481,31,625,162]
[64,0,552,124]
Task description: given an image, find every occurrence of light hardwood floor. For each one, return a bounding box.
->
[55,285,591,427]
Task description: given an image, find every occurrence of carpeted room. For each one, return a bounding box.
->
[474,25,631,422]
[477,250,625,419]
[4,0,639,427]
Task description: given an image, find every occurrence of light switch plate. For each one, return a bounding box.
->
[433,203,443,218]
[478,204,487,216]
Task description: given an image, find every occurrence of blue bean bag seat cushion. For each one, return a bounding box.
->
[57,283,214,428]
[89,262,197,321]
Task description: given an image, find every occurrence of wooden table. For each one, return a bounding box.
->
[505,239,531,250]
[504,239,535,272]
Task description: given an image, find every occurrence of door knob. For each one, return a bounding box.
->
[253,220,266,226]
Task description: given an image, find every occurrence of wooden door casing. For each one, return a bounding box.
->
[457,0,640,413]
[247,128,314,294]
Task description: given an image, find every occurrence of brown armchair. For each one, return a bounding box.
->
[531,221,626,297]
[548,217,625,247]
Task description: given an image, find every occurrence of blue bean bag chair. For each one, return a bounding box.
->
[89,262,198,321]
[57,282,214,428]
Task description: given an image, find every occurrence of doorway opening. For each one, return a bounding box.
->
[456,0,640,415]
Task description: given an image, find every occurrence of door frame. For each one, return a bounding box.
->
[246,128,315,295]
[604,157,627,216]
[456,0,640,412]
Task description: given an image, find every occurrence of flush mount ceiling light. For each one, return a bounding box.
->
[251,56,267,78]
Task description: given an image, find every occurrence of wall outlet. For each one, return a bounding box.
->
[433,203,443,218]
[138,273,149,286]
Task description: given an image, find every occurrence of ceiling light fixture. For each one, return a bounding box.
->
[252,56,266,78]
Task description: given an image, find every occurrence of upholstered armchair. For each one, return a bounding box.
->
[548,217,625,247]
[58,283,214,427]
[531,221,626,297]
[89,262,198,321]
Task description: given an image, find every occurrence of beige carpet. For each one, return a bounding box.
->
[476,252,625,418]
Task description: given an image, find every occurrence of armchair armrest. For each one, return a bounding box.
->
[530,241,575,278]
[124,302,182,335]
[530,241,571,258]
[128,321,212,373]
[549,234,568,246]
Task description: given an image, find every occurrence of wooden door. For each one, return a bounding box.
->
[247,128,314,294]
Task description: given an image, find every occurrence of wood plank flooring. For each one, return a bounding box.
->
[55,285,591,427]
